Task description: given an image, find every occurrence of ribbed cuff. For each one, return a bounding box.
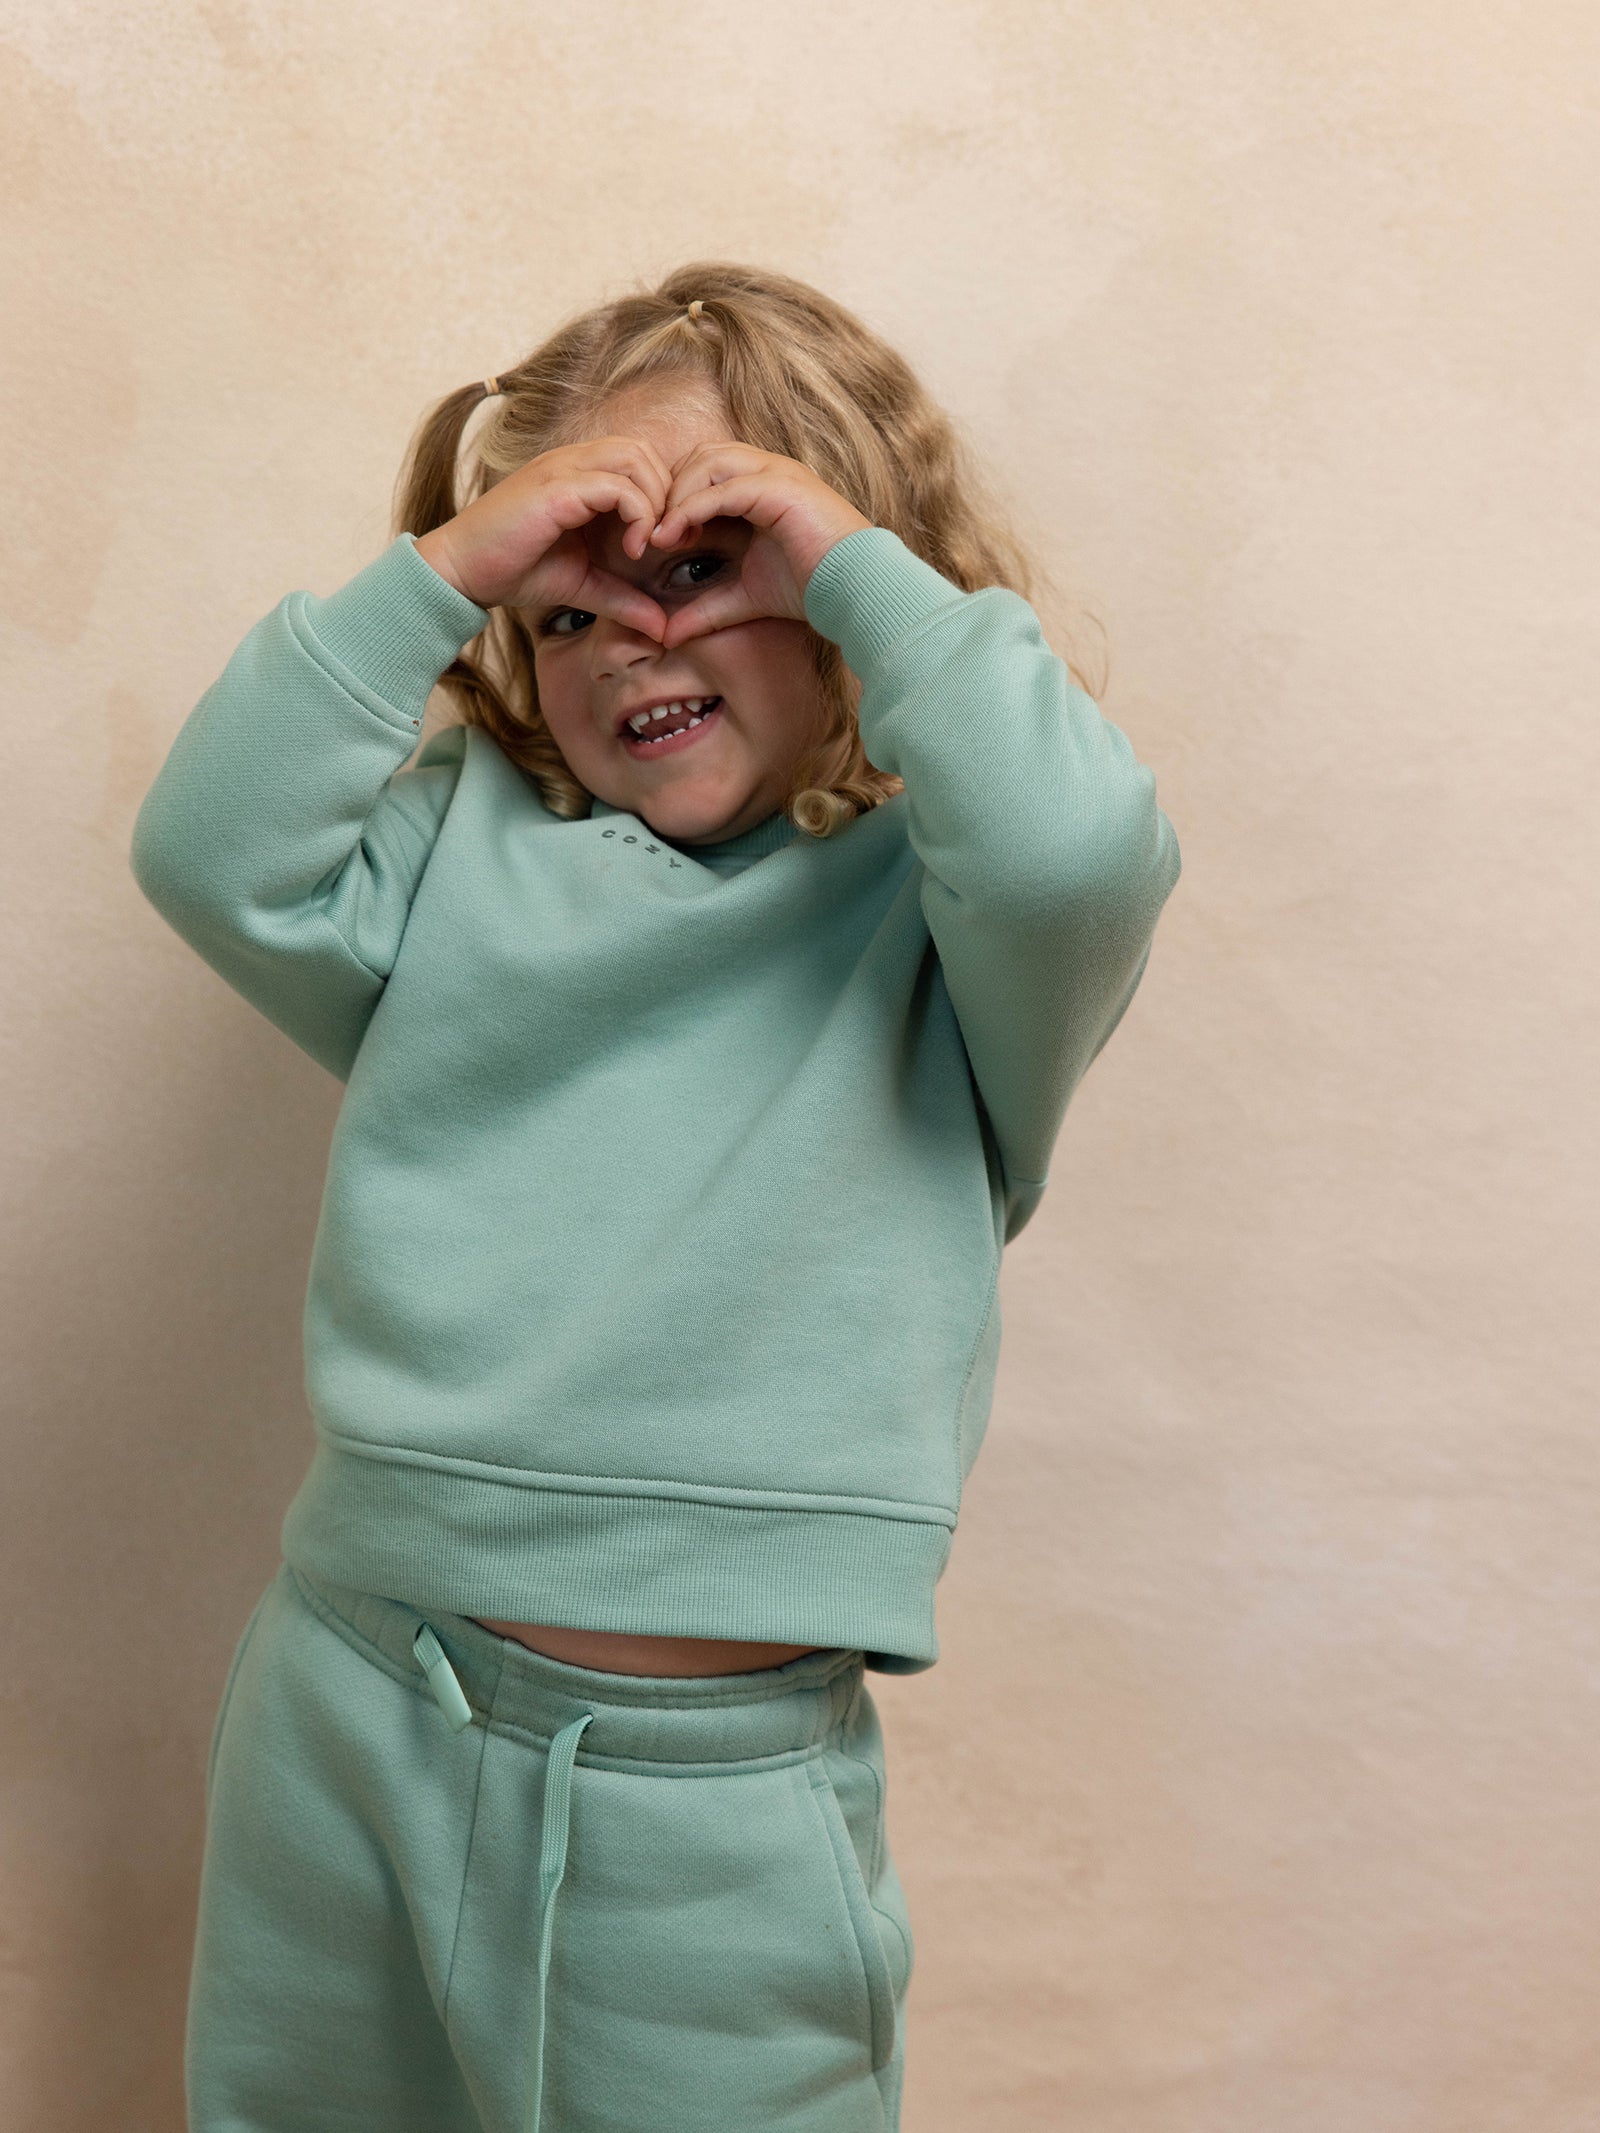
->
[802,527,968,678]
[301,533,492,717]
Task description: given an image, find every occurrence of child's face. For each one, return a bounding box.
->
[526,383,830,846]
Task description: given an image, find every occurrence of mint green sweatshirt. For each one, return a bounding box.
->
[130,527,1180,1671]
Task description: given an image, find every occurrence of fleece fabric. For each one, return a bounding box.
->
[130,524,1181,1670]
[188,1559,912,2132]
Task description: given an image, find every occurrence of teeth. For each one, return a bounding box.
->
[625,697,716,736]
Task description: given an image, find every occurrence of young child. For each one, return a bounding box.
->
[131,262,1181,2133]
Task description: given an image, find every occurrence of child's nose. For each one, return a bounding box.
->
[591,619,667,675]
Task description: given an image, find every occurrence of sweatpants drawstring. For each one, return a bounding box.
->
[411,1623,593,2133]
[413,1623,473,1731]
[526,1711,593,2132]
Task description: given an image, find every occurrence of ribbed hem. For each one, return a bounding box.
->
[279,1437,950,1672]
[802,527,968,679]
[300,533,492,717]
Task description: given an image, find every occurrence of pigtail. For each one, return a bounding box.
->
[392,380,495,542]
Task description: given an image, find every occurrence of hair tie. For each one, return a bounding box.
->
[481,374,501,397]
[686,300,704,321]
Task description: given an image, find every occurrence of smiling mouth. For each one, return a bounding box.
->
[620,697,724,756]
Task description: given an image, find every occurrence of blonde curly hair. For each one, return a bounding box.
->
[393,259,1098,838]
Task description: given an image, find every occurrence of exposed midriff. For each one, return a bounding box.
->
[471,1619,825,1678]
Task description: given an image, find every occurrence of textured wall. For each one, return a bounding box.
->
[3,3,1595,2127]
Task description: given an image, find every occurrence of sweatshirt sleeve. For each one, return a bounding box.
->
[803,526,1182,1244]
[129,533,492,1081]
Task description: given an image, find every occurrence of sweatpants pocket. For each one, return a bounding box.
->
[203,1570,276,1804]
[807,1759,898,2075]
[449,1744,896,2132]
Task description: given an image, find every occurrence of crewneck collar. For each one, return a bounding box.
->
[589,800,800,873]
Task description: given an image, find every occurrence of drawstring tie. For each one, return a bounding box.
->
[412,1623,594,2133]
[526,1709,593,2131]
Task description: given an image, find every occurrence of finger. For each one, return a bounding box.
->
[661,438,759,491]
[582,433,675,516]
[652,447,766,543]
[572,470,665,561]
[659,581,758,648]
[558,447,669,554]
[619,491,659,561]
[543,468,659,546]
[657,443,761,507]
[579,564,669,642]
[574,443,673,557]
[612,440,675,556]
[652,473,771,549]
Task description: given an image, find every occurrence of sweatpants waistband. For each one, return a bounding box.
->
[288,1562,867,1770]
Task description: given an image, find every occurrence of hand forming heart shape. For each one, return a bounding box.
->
[642,443,873,650]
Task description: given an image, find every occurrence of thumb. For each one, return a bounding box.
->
[580,566,669,643]
[660,581,760,649]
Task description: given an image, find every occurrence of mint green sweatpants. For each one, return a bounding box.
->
[188,1561,913,2131]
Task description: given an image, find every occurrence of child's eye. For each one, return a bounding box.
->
[667,553,726,590]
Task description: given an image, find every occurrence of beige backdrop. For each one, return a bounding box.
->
[4,2,1595,2127]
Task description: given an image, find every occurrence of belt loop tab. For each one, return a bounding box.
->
[413,1622,474,1731]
